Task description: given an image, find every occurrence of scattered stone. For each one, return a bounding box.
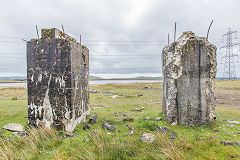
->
[115,120,120,122]
[156,126,169,134]
[220,141,233,146]
[140,87,158,90]
[213,129,219,132]
[171,121,177,126]
[89,115,97,124]
[117,130,121,132]
[114,112,128,117]
[237,132,240,135]
[83,125,90,130]
[213,137,219,140]
[102,122,116,131]
[18,131,27,136]
[227,120,240,124]
[89,90,98,94]
[64,132,78,138]
[227,124,235,127]
[141,107,145,110]
[112,95,120,99]
[98,105,103,108]
[155,117,162,121]
[123,118,134,122]
[141,133,155,143]
[101,91,118,95]
[129,126,134,135]
[145,117,151,120]
[169,132,177,140]
[137,94,143,97]
[106,106,109,108]
[131,108,142,112]
[2,123,24,132]
[233,141,240,146]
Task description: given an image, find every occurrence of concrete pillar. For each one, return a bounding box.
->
[162,31,217,126]
[27,28,90,132]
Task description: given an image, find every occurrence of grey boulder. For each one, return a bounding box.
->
[2,123,24,132]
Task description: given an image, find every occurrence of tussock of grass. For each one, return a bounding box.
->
[0,126,60,160]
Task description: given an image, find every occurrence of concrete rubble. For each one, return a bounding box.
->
[162,31,217,126]
[27,28,90,132]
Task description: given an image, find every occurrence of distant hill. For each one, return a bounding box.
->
[0,75,163,81]
[89,75,103,79]
[0,76,26,81]
[133,76,162,80]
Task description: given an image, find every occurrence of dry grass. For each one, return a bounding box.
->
[0,126,60,160]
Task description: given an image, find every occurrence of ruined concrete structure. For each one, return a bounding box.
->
[27,28,89,132]
[162,31,217,126]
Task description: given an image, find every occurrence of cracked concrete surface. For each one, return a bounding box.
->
[27,28,90,132]
[162,31,217,126]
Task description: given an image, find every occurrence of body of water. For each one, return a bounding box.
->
[0,80,162,87]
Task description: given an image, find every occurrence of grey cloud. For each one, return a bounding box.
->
[0,0,240,77]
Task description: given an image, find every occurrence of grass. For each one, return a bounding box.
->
[0,81,239,159]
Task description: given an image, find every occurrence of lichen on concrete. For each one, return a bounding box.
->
[162,31,217,126]
[27,28,89,132]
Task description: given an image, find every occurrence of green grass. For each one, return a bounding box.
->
[0,81,240,160]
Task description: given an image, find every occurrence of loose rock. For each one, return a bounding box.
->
[131,108,142,112]
[227,120,240,124]
[169,132,177,140]
[89,115,97,124]
[227,124,235,127]
[89,90,98,94]
[102,122,116,131]
[83,125,90,130]
[141,133,155,143]
[145,117,151,120]
[123,118,134,122]
[220,141,233,146]
[129,125,134,135]
[155,117,162,121]
[137,94,143,97]
[156,126,170,134]
[233,141,240,146]
[2,123,24,132]
[112,95,120,99]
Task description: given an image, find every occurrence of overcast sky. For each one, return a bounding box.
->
[0,0,240,78]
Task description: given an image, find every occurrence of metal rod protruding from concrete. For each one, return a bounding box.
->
[206,20,213,41]
[174,22,176,43]
[36,25,39,39]
[61,24,65,33]
[80,35,82,46]
[168,33,170,45]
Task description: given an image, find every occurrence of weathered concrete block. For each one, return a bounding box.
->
[27,28,90,132]
[162,31,217,126]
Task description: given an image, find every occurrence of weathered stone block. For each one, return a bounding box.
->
[27,28,89,132]
[162,31,216,126]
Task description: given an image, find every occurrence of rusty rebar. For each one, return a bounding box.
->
[206,20,213,41]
